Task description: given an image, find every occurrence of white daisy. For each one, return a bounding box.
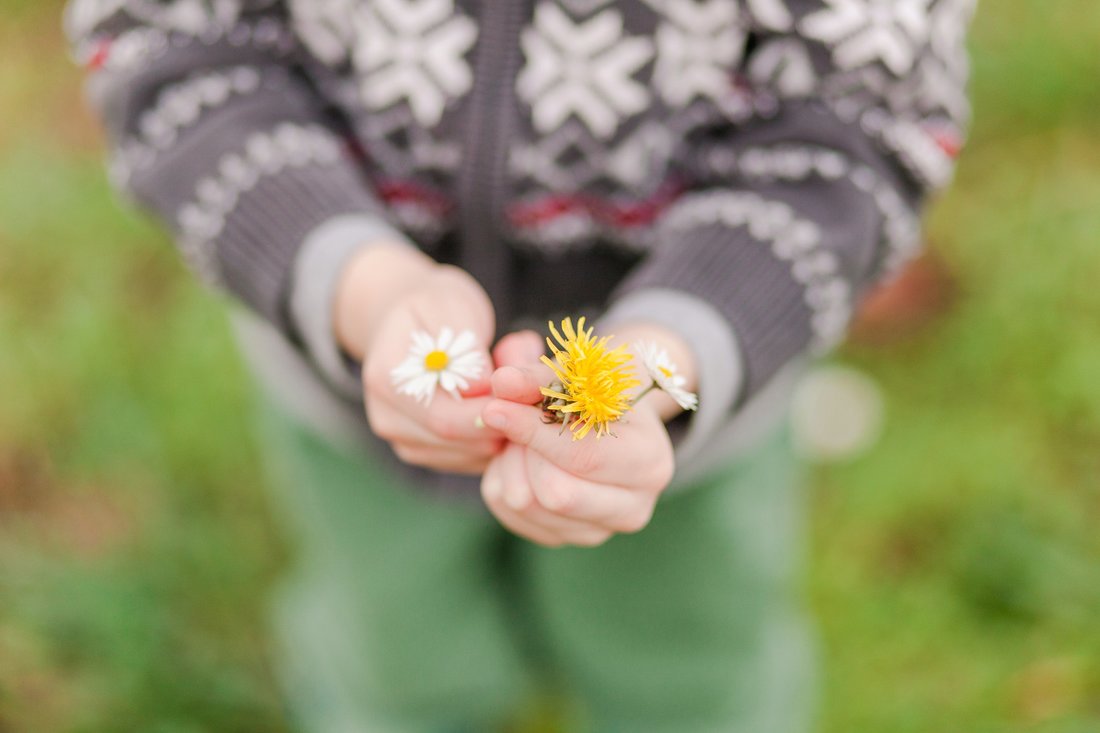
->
[390,327,486,406]
[633,341,699,412]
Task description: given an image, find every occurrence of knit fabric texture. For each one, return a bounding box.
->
[66,0,973,479]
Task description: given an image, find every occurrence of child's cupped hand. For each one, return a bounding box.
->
[361,265,508,475]
[477,352,675,548]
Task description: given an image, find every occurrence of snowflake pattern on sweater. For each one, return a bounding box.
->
[354,0,477,126]
[66,0,974,412]
[518,4,655,138]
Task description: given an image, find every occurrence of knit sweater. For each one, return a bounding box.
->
[66,0,973,493]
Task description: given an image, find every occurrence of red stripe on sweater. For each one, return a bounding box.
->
[376,179,453,215]
[87,39,112,71]
[508,181,684,229]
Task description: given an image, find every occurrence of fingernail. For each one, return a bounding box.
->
[474,416,485,429]
[483,412,507,430]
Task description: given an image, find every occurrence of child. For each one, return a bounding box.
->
[66,0,973,730]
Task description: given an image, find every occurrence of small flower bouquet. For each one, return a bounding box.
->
[389,318,698,440]
[539,317,698,441]
[539,317,640,440]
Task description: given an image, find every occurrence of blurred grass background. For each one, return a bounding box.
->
[1,1,1098,731]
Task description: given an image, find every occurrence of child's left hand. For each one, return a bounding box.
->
[479,363,675,548]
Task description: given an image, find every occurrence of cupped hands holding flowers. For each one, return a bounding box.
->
[477,317,699,547]
[343,254,701,545]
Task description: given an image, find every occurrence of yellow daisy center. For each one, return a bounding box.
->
[423,350,450,371]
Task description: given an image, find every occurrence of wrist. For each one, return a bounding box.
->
[334,243,437,361]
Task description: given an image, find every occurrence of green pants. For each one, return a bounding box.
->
[259,406,815,733]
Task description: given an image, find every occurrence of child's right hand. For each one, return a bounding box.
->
[335,246,504,475]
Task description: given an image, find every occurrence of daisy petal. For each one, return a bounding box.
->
[449,351,486,379]
[411,330,435,353]
[437,327,454,352]
[399,372,439,405]
[439,370,458,396]
[390,356,425,384]
[449,329,475,356]
[391,326,492,407]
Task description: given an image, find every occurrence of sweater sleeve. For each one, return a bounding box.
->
[65,0,412,396]
[602,0,974,464]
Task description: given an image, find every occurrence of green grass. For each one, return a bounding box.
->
[0,11,289,731]
[1,2,1099,731]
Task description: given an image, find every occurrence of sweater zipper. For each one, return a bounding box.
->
[455,0,530,333]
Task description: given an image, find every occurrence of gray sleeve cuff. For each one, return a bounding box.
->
[288,214,415,400]
[597,287,745,482]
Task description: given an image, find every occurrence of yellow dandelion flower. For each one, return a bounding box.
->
[539,317,640,440]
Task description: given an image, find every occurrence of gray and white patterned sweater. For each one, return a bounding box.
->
[66,0,973,492]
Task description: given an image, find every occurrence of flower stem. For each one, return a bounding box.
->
[630,381,659,406]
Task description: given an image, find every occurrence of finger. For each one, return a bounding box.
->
[481,459,560,546]
[379,390,503,443]
[392,439,502,465]
[370,403,504,457]
[481,457,505,502]
[479,399,619,478]
[485,497,568,547]
[457,377,492,398]
[369,400,486,447]
[393,443,498,475]
[480,399,673,489]
[421,394,504,441]
[495,440,536,511]
[393,434,503,458]
[492,330,545,369]
[484,485,612,548]
[491,500,614,548]
[522,450,654,533]
[493,445,615,545]
[490,363,555,405]
[457,355,494,398]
